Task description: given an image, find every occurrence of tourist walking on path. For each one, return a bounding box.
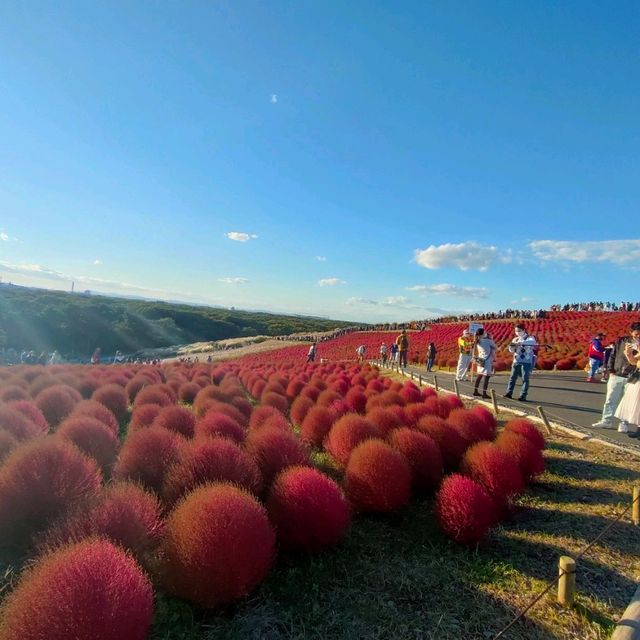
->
[504,324,538,401]
[613,342,640,438]
[91,347,101,365]
[390,342,398,363]
[396,330,409,368]
[593,322,640,433]
[456,329,474,381]
[472,329,496,399]
[307,343,317,363]
[426,342,436,372]
[356,344,366,363]
[380,342,388,365]
[587,332,606,382]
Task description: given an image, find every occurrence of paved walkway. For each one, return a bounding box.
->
[382,363,640,452]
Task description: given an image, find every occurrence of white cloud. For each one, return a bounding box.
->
[383,296,409,305]
[346,297,378,306]
[318,278,346,287]
[270,94,278,104]
[529,240,640,267]
[225,232,259,242]
[315,256,327,262]
[0,233,8,242]
[218,277,249,285]
[414,241,506,271]
[407,283,488,298]
[93,259,102,265]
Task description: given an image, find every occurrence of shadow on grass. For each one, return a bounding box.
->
[532,480,631,506]
[545,456,640,482]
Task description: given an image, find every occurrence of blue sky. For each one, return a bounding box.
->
[0,1,638,322]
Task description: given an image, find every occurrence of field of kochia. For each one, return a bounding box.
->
[0,357,546,639]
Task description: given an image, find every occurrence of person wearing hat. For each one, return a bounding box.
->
[587,332,606,382]
[456,329,474,381]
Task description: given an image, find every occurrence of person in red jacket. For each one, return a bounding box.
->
[587,332,606,382]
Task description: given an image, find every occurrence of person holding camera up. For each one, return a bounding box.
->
[472,328,496,398]
[613,340,640,438]
[504,324,538,401]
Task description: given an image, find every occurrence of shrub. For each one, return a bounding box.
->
[195,412,245,443]
[152,405,196,438]
[261,392,289,414]
[461,442,524,503]
[249,405,286,431]
[444,394,464,412]
[417,415,469,470]
[495,431,545,481]
[267,466,350,552]
[300,406,335,446]
[0,430,18,463]
[344,387,367,414]
[399,385,422,404]
[0,438,102,551]
[435,474,497,544]
[176,382,199,404]
[129,403,163,433]
[423,396,452,419]
[35,385,79,428]
[41,482,163,562]
[92,384,129,422]
[125,376,149,403]
[388,428,443,492]
[447,408,496,445]
[403,402,433,426]
[290,395,314,425]
[0,385,28,402]
[325,414,379,466]
[345,439,411,513]
[160,483,275,608]
[163,437,263,505]
[0,539,153,640]
[504,419,546,450]
[365,407,405,437]
[113,427,182,494]
[133,385,174,408]
[69,399,119,436]
[469,405,497,436]
[0,405,42,441]
[245,427,309,486]
[6,400,49,434]
[57,417,119,473]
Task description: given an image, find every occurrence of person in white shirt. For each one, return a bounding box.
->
[504,324,538,401]
[356,345,366,363]
[379,343,388,365]
[472,329,496,399]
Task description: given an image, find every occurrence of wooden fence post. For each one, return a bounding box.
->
[453,379,461,399]
[536,406,554,436]
[490,388,499,414]
[558,556,576,606]
[633,486,640,526]
[434,375,439,392]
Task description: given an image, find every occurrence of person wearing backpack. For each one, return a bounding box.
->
[426,342,437,372]
[587,332,606,382]
[396,330,409,368]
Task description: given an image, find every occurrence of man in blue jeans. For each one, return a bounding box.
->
[503,324,538,402]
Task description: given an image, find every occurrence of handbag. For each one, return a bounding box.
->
[473,356,486,367]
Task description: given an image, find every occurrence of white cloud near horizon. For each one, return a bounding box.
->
[318,278,346,287]
[315,256,327,262]
[414,241,508,271]
[529,240,640,267]
[218,277,249,284]
[225,232,259,242]
[407,283,489,298]
[345,295,465,318]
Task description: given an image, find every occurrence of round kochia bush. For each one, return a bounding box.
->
[388,428,443,492]
[345,439,412,513]
[160,483,276,608]
[5,400,49,435]
[495,431,545,481]
[417,415,468,470]
[69,399,119,436]
[504,418,546,450]
[56,416,119,473]
[0,438,102,551]
[325,413,379,466]
[195,411,245,443]
[0,539,153,640]
[267,466,351,552]
[152,405,196,438]
[300,406,335,446]
[35,384,80,428]
[92,384,129,422]
[447,408,496,445]
[435,474,497,544]
[0,405,42,441]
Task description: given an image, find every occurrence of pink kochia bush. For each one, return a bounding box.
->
[0,405,42,441]
[5,400,49,435]
[447,408,496,445]
[195,411,245,443]
[504,419,546,450]
[160,483,276,608]
[387,428,443,492]
[0,539,153,640]
[267,466,351,552]
[417,415,468,470]
[163,437,263,505]
[325,414,379,466]
[345,439,412,513]
[300,406,335,447]
[435,474,497,544]
[495,431,545,481]
[69,399,119,436]
[0,438,102,551]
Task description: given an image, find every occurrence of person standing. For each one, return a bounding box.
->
[504,324,538,401]
[613,342,640,438]
[396,330,409,368]
[91,347,101,365]
[307,343,317,363]
[456,330,474,381]
[587,332,606,382]
[380,342,388,365]
[472,329,496,399]
[356,344,366,363]
[593,322,640,433]
[390,341,398,364]
[426,342,437,372]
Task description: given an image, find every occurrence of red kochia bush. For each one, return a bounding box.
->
[249,405,286,431]
[35,384,80,428]
[92,384,129,422]
[345,439,412,513]
[57,417,119,473]
[152,405,196,438]
[300,406,335,446]
[345,387,367,414]
[470,405,497,435]
[113,427,182,494]
[388,428,443,492]
[163,437,263,505]
[423,396,452,419]
[261,392,289,414]
[366,407,405,437]
[417,415,469,470]
[133,385,174,408]
[160,483,275,608]
[0,430,18,463]
[290,395,314,425]
[435,474,497,544]
[178,382,201,404]
[461,442,524,503]
[448,408,496,445]
[0,385,29,402]
[0,539,153,640]
[128,403,163,433]
[504,419,546,450]
[245,427,309,486]
[325,414,379,466]
[0,405,42,441]
[195,412,245,443]
[267,466,350,552]
[0,438,102,551]
[6,400,49,434]
[69,399,119,436]
[495,431,545,481]
[42,482,163,562]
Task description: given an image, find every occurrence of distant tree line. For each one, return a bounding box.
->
[0,286,356,357]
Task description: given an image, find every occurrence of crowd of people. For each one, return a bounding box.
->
[550,301,640,312]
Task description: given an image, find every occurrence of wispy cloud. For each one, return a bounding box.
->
[345,295,462,318]
[225,232,259,242]
[93,259,102,265]
[0,232,9,242]
[414,241,508,271]
[270,94,278,104]
[318,278,346,287]
[315,256,327,262]
[406,283,489,298]
[218,277,249,285]
[529,240,640,267]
